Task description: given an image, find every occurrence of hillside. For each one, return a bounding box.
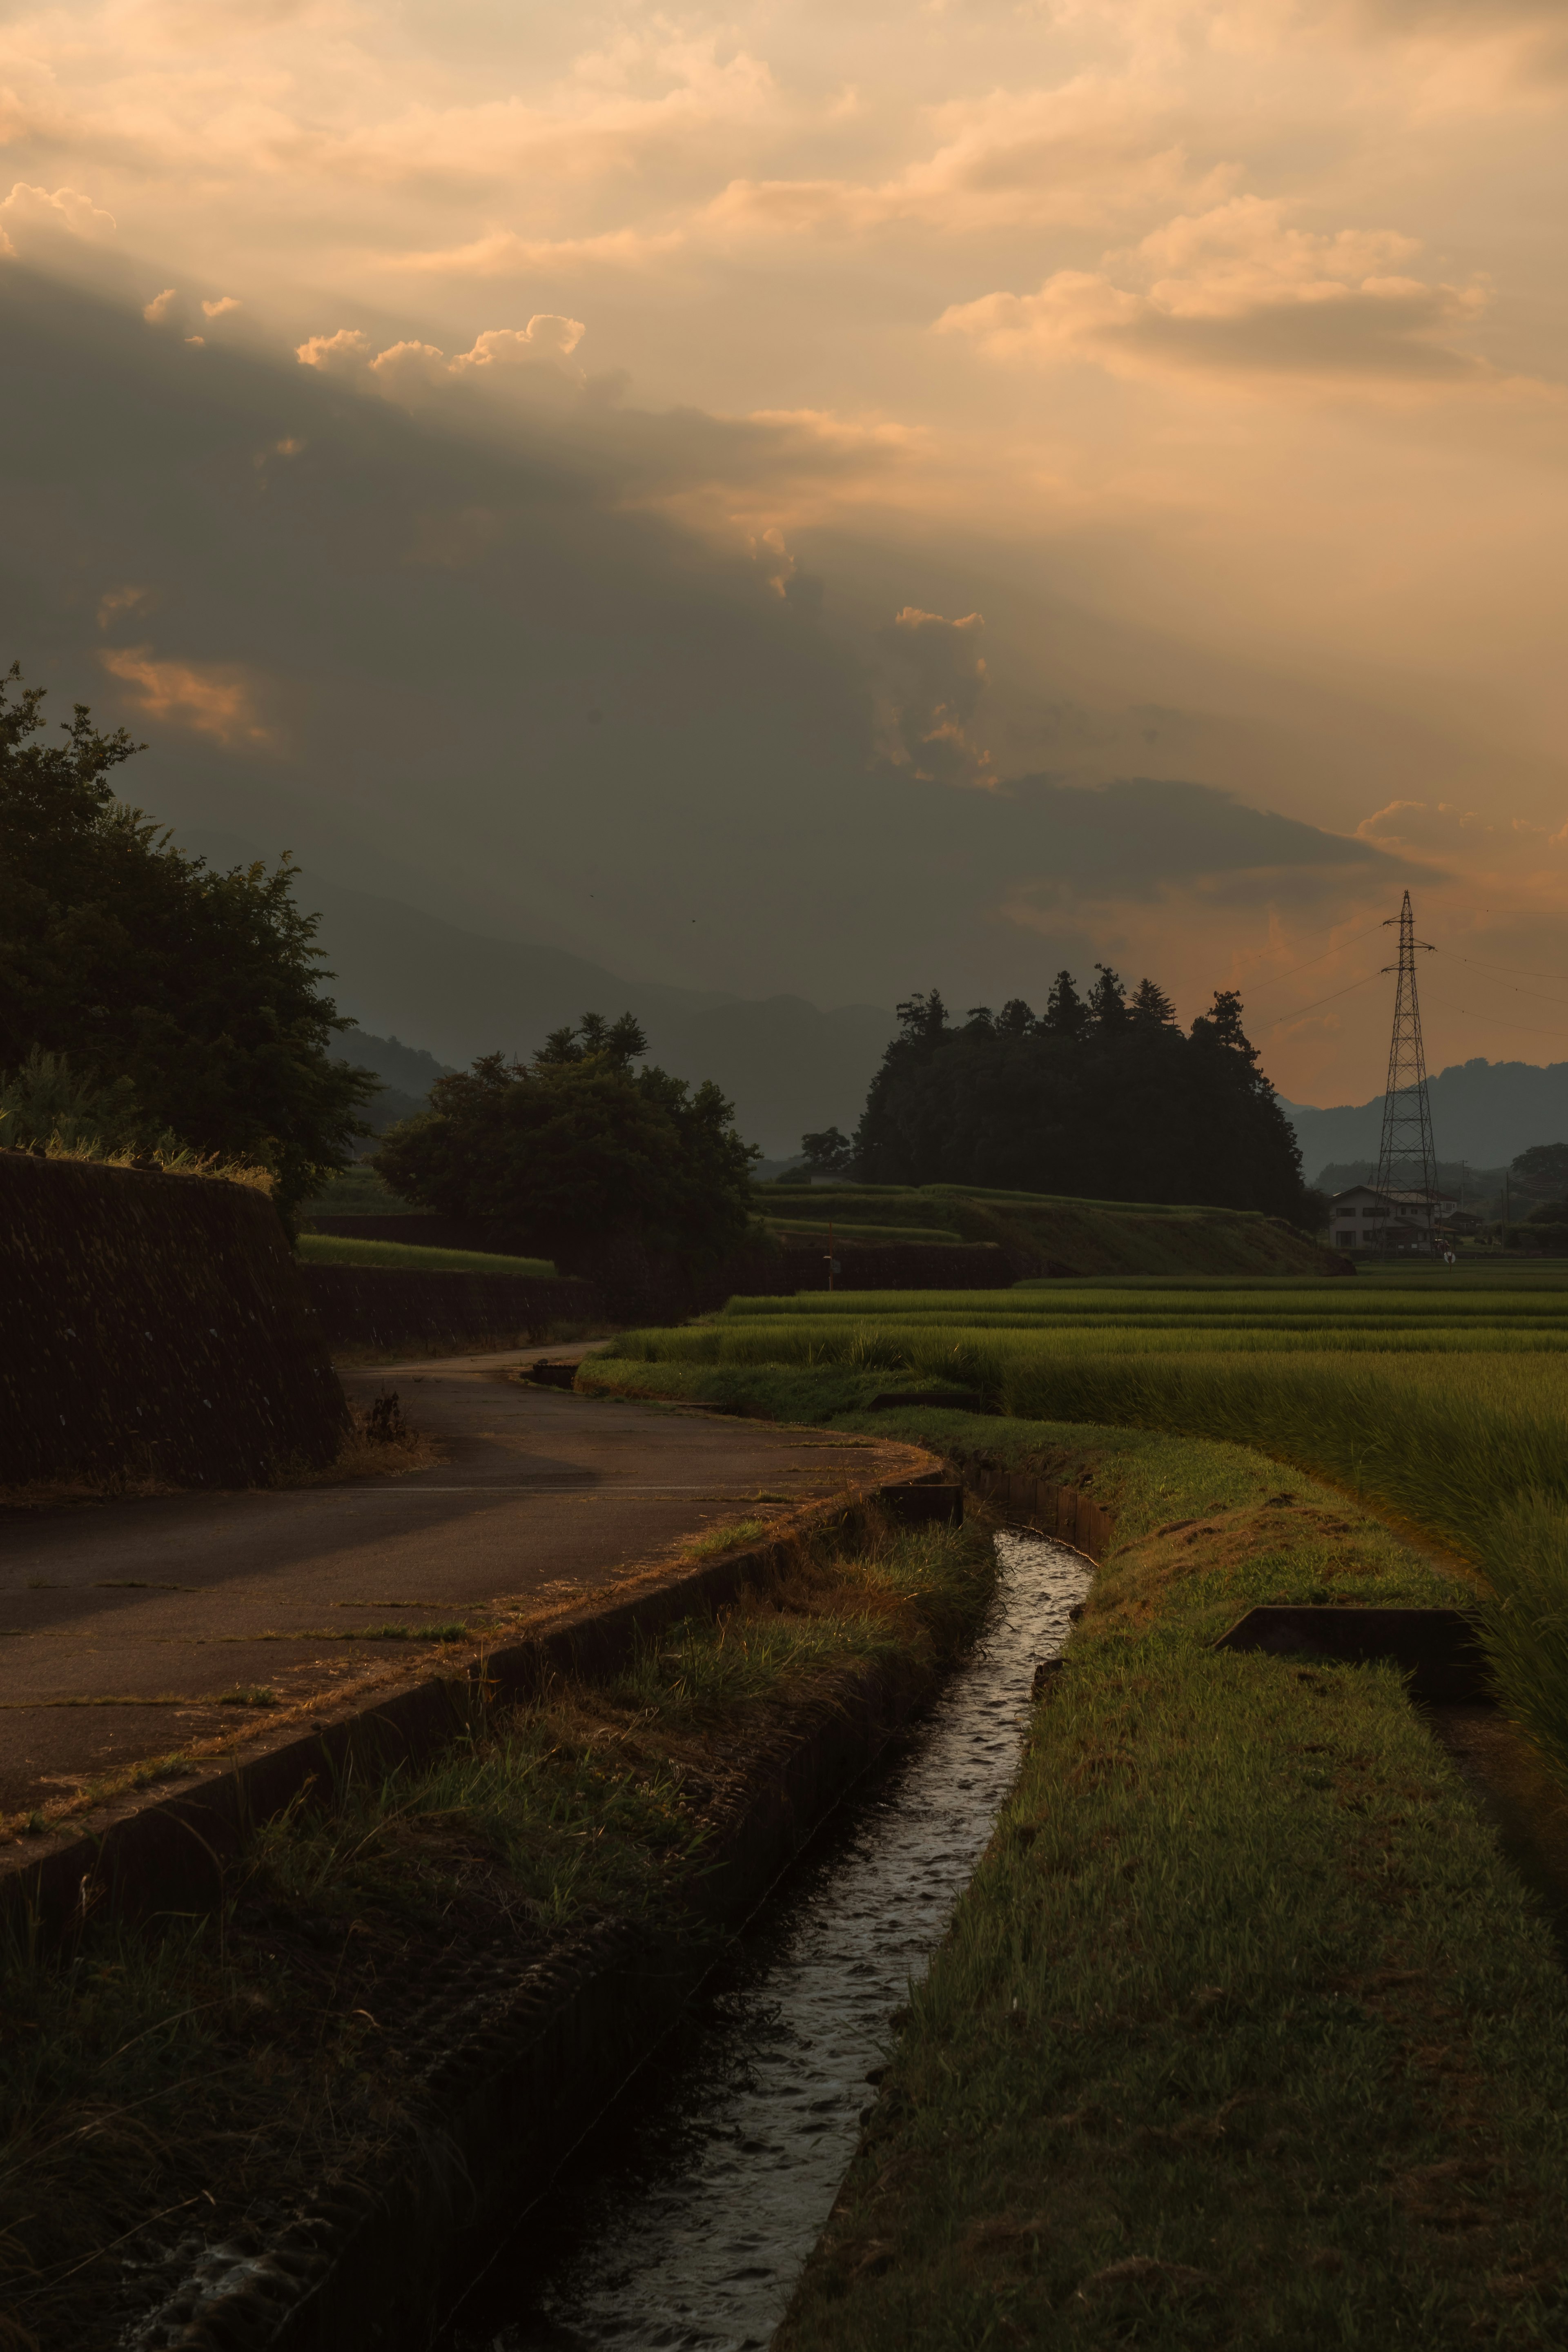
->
[755,1184,1336,1277]
[1283,1057,1568,1179]
[341,1030,455,1136]
[181,837,896,1159]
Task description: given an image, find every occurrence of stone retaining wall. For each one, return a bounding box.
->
[2,1149,344,1487]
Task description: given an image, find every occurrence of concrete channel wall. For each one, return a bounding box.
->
[1,1468,964,2352]
[0,1474,961,1939]
[11,1453,1115,2352]
[966,1462,1116,1560]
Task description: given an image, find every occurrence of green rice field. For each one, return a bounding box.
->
[592,1265,1568,1787]
[296,1232,556,1278]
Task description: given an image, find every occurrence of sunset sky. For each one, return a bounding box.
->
[3,0,1567,1107]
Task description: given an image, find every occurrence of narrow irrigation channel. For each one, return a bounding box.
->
[437,1528,1091,2352]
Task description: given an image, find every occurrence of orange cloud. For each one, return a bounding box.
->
[883,607,995,790]
[0,181,117,246]
[98,646,270,746]
[937,196,1490,386]
[709,79,1229,239]
[295,316,586,394]
[385,227,682,277]
[96,584,152,627]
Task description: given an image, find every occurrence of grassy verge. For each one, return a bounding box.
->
[773,1425,1568,2349]
[0,1513,993,2352]
[580,1319,1568,1789]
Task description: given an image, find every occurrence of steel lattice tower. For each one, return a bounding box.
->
[1373,890,1439,1256]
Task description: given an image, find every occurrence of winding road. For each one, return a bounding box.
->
[0,1352,929,1820]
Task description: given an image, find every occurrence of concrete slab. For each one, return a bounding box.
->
[0,1357,926,1820]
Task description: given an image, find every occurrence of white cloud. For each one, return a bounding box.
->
[201,293,241,317]
[143,287,179,323]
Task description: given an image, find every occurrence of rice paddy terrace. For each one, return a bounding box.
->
[752,1182,1334,1275]
[689,1263,1568,1355]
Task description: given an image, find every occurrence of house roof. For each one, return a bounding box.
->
[1330,1185,1457,1209]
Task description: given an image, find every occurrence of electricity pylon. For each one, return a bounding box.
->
[1373,890,1439,1257]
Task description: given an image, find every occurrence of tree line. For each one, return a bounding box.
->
[4,657,1308,1246]
[802,969,1310,1219]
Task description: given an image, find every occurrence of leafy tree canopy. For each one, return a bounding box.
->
[800,1125,855,1178]
[0,664,377,1217]
[850,974,1307,1218]
[1510,1143,1568,1199]
[374,1012,758,1261]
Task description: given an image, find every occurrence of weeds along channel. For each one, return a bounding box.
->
[584,1267,1568,1787]
[579,1334,1568,2343]
[780,1549,1568,2349]
[0,1516,993,2352]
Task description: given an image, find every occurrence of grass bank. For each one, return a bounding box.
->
[296,1231,556,1278]
[773,1422,1568,2349]
[0,1511,993,2352]
[582,1276,1568,1788]
[749,1185,1333,1275]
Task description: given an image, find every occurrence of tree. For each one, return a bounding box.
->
[851,970,1307,1216]
[0,663,376,1216]
[1042,970,1089,1038]
[1088,963,1127,1029]
[374,1012,757,1262]
[1511,1144,1568,1203]
[800,1125,855,1178]
[1129,977,1177,1029]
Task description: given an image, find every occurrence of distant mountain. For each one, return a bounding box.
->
[345,1032,455,1094]
[178,848,898,1158]
[1282,1058,1568,1184]
[339,1032,456,1136]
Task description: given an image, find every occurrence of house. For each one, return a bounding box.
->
[1328,1185,1459,1251]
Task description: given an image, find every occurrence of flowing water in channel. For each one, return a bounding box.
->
[439,1528,1091,2352]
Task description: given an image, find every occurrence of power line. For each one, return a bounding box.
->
[1230,915,1389,989]
[1256,968,1386,1029]
[1431,958,1568,1011]
[1421,1000,1568,1045]
[1444,950,1568,988]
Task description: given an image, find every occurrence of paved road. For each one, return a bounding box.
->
[0,1357,927,1819]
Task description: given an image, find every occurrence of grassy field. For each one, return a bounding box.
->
[0,1514,992,2350]
[769,1417,1568,2348]
[577,1284,1568,2340]
[751,1184,1332,1275]
[296,1232,557,1278]
[584,1267,1568,1791]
